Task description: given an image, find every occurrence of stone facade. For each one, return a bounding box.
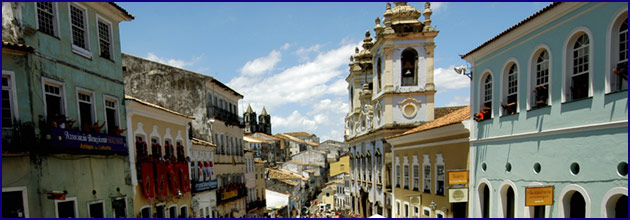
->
[345,2,438,217]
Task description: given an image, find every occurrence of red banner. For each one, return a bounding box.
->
[140,162,155,199]
[179,162,190,193]
[155,162,168,197]
[168,163,181,195]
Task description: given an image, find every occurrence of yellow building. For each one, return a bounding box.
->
[125,96,194,218]
[330,155,350,178]
[386,106,470,218]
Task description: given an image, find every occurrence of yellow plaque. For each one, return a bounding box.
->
[525,186,554,206]
[448,170,468,185]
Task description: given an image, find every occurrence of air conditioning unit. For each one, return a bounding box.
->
[410,196,421,206]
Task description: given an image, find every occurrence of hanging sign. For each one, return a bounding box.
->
[448,170,468,185]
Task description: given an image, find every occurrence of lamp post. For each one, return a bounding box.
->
[453,65,472,80]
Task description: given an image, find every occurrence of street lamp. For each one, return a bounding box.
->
[454,65,472,80]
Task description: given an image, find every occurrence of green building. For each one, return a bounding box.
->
[2,2,133,218]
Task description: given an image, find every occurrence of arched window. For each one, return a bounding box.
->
[532,50,550,108]
[478,73,493,120]
[611,14,628,92]
[501,186,515,218]
[567,191,586,218]
[480,184,490,218]
[502,63,518,115]
[377,56,383,92]
[401,48,418,86]
[569,34,590,100]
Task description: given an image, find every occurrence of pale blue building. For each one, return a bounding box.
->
[461,2,627,218]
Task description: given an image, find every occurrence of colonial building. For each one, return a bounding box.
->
[2,2,133,218]
[243,105,271,135]
[244,135,275,166]
[250,132,285,165]
[190,138,218,218]
[275,133,308,156]
[249,158,267,217]
[345,2,439,217]
[122,53,247,218]
[461,2,627,218]
[386,106,470,218]
[125,96,193,218]
[266,168,310,217]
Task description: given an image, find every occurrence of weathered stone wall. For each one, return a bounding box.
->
[2,2,22,43]
[122,53,213,141]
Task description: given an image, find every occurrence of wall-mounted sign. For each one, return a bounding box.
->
[50,128,126,153]
[448,188,468,203]
[525,186,554,206]
[448,170,468,185]
[193,179,218,192]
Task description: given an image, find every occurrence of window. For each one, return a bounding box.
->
[180,206,187,218]
[423,165,431,193]
[2,187,29,218]
[423,207,431,217]
[532,49,550,108]
[413,164,419,191]
[36,2,57,36]
[502,63,518,115]
[97,16,113,60]
[43,79,65,120]
[155,204,165,218]
[377,56,382,91]
[401,48,418,86]
[69,3,90,57]
[436,165,444,195]
[87,200,105,218]
[404,203,409,217]
[2,73,16,127]
[396,165,401,187]
[77,90,95,131]
[140,206,151,218]
[611,15,628,92]
[413,206,419,217]
[168,205,177,218]
[55,197,77,218]
[396,201,401,216]
[569,34,590,100]
[104,96,119,135]
[403,165,409,189]
[479,73,492,120]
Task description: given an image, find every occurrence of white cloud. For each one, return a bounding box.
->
[271,110,318,132]
[430,2,447,12]
[228,41,360,111]
[446,95,470,107]
[320,129,344,142]
[295,44,321,62]
[281,43,291,50]
[145,52,201,68]
[309,98,348,116]
[239,50,282,76]
[434,65,471,92]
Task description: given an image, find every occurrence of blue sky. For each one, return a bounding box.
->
[117,2,551,141]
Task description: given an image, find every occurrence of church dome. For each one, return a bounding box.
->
[389,2,421,25]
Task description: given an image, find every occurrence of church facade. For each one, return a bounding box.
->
[243,105,271,135]
[345,2,438,217]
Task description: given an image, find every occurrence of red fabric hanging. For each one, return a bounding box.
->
[140,162,155,199]
[155,162,168,197]
[178,162,191,193]
[168,163,181,195]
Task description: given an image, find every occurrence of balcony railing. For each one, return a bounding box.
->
[209,106,244,128]
[217,184,247,204]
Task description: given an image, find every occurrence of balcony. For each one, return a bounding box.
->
[247,200,265,211]
[209,106,244,128]
[2,121,36,154]
[217,183,247,204]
